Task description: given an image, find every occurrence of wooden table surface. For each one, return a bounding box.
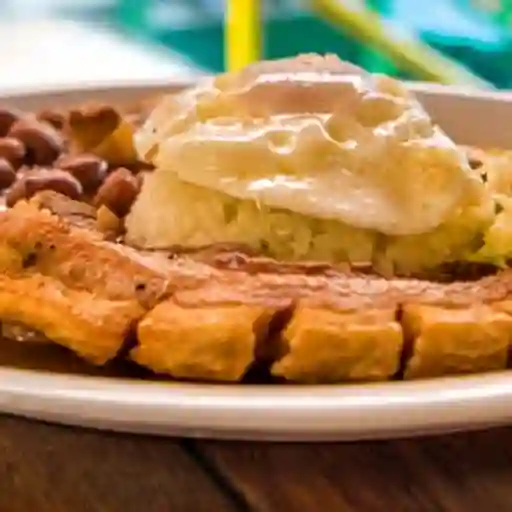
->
[1,415,511,512]
[0,344,510,511]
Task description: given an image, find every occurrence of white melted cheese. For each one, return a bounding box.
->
[136,55,485,236]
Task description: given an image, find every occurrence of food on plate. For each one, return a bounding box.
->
[127,54,492,275]
[0,54,512,383]
[2,191,512,382]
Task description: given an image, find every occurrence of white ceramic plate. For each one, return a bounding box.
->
[2,81,512,442]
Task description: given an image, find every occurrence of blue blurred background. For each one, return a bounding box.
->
[2,0,512,90]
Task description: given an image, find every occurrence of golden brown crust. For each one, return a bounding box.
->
[134,302,275,382]
[0,273,143,364]
[2,193,512,382]
[171,268,512,310]
[402,304,512,378]
[271,306,403,383]
[0,199,215,307]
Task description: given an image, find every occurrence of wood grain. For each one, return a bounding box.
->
[197,428,512,512]
[0,415,237,512]
[1,408,512,512]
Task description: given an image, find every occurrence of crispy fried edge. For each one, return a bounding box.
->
[0,273,144,364]
[3,196,512,381]
[0,200,211,306]
[133,300,275,381]
[271,306,403,383]
[402,303,512,378]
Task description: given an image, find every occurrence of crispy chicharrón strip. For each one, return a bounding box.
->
[0,272,143,365]
[1,195,512,382]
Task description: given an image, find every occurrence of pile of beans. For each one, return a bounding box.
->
[0,106,147,217]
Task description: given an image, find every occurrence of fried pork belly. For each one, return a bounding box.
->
[0,273,142,364]
[271,307,403,383]
[134,303,275,381]
[403,303,512,379]
[1,193,512,382]
[167,272,512,381]
[0,198,214,308]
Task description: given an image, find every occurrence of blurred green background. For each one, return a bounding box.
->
[115,0,512,87]
[4,0,512,88]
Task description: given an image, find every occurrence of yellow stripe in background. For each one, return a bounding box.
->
[225,0,262,71]
[222,0,492,88]
[311,0,494,88]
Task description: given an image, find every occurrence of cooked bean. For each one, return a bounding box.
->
[0,137,26,169]
[6,169,83,207]
[0,159,16,190]
[24,169,83,200]
[94,167,139,217]
[9,118,64,165]
[0,107,22,137]
[37,110,66,130]
[56,153,108,191]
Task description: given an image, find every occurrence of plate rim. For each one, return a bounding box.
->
[2,76,512,101]
[0,366,512,441]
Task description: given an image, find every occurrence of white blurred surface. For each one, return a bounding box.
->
[0,20,203,93]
